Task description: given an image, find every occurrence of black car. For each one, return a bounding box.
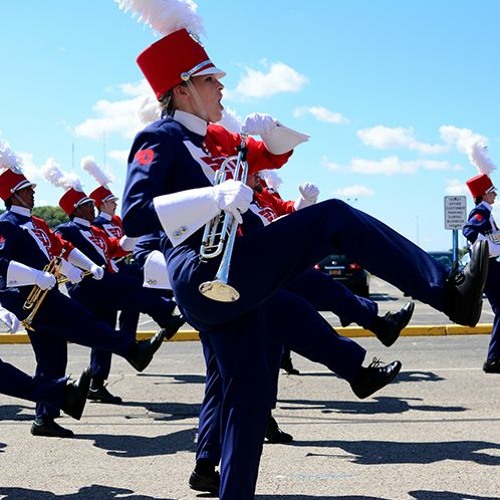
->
[428,251,454,268]
[315,254,370,297]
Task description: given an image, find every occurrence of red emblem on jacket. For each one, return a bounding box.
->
[135,149,154,166]
[474,214,483,222]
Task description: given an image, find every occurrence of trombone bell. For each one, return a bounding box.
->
[199,280,240,302]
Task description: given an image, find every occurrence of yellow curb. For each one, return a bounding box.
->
[1,324,492,344]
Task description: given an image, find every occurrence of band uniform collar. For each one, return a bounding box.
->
[10,205,31,217]
[73,217,91,228]
[173,110,208,136]
[99,212,112,221]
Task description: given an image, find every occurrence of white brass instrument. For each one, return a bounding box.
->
[199,135,249,302]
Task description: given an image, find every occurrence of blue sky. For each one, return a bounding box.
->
[1,0,500,251]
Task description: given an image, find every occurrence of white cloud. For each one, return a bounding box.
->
[351,156,418,174]
[73,80,157,141]
[115,80,152,97]
[357,125,447,154]
[331,156,454,175]
[439,125,488,154]
[294,106,348,124]
[334,185,375,197]
[108,149,129,164]
[233,61,308,99]
[321,156,341,171]
[445,179,469,196]
[17,152,42,181]
[74,95,145,140]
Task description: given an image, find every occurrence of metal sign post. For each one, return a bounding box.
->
[444,196,467,262]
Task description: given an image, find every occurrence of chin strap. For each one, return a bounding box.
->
[186,79,209,123]
[12,192,30,209]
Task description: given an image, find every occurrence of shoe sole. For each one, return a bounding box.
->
[449,241,489,327]
[464,241,489,327]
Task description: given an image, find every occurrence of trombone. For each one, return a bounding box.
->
[199,134,249,302]
[22,257,62,331]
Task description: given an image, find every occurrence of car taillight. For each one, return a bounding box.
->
[349,263,362,271]
[313,264,320,270]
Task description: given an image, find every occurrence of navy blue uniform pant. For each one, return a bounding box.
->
[23,290,136,420]
[484,258,500,361]
[68,272,175,382]
[197,290,366,498]
[169,199,448,500]
[172,200,448,330]
[286,268,378,328]
[0,358,67,408]
[115,260,142,354]
[88,309,117,382]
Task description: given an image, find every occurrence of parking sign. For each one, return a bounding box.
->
[444,196,467,230]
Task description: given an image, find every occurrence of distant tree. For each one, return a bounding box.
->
[0,205,67,228]
[33,206,69,228]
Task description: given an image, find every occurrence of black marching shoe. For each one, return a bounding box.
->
[483,358,500,373]
[61,367,92,420]
[265,415,293,444]
[163,314,185,340]
[189,467,220,494]
[280,355,300,375]
[443,240,489,327]
[339,316,353,327]
[30,418,74,438]
[370,301,415,347]
[350,358,402,399]
[87,383,123,405]
[126,328,169,372]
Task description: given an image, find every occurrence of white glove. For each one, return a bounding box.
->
[59,260,84,284]
[299,183,319,203]
[119,235,139,252]
[213,179,253,224]
[34,271,57,290]
[242,113,278,136]
[294,183,320,211]
[90,264,104,280]
[0,307,20,333]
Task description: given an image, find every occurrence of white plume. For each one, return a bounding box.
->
[81,156,113,186]
[41,158,83,191]
[260,169,283,191]
[0,139,23,173]
[468,141,496,175]
[114,0,205,37]
[216,108,243,134]
[138,94,162,125]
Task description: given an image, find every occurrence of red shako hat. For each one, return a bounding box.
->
[89,186,118,207]
[137,28,225,99]
[466,173,496,198]
[0,138,36,201]
[0,169,36,201]
[59,188,93,217]
[466,141,497,198]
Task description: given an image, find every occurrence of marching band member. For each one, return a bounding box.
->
[47,172,184,405]
[0,142,169,437]
[463,142,500,373]
[117,1,488,497]
[81,157,165,403]
[82,156,125,240]
[0,305,90,419]
[188,169,414,495]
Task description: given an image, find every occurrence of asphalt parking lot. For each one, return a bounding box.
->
[0,278,499,499]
